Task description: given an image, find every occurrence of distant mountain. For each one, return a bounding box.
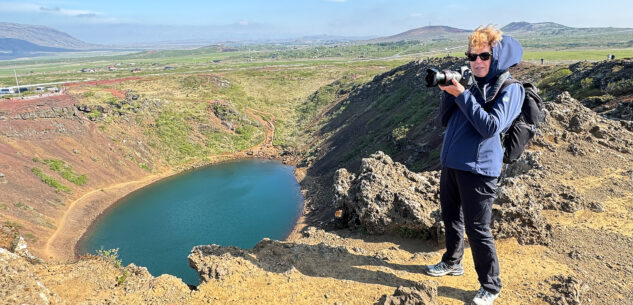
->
[501,22,571,33]
[0,22,99,50]
[502,21,633,36]
[371,26,469,43]
[295,35,372,44]
[0,38,73,60]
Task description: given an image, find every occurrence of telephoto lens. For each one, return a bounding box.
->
[425,69,462,87]
[424,66,473,88]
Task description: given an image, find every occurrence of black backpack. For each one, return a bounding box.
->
[487,79,544,164]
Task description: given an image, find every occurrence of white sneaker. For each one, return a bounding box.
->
[472,287,499,305]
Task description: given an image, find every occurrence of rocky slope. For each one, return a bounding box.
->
[3,86,633,304]
[2,58,633,304]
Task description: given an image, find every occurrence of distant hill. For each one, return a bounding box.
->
[369,22,633,50]
[0,38,73,60]
[0,22,99,50]
[501,22,571,33]
[371,26,469,43]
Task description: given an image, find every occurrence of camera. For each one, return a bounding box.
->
[425,66,474,87]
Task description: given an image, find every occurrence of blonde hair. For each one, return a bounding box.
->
[468,25,503,51]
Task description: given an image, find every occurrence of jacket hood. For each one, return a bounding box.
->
[478,35,523,83]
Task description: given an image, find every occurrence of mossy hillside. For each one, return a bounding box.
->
[219,62,403,148]
[538,59,633,101]
[306,59,458,177]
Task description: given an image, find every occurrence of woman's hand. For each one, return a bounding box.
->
[438,78,465,97]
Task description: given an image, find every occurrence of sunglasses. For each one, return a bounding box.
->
[465,52,492,61]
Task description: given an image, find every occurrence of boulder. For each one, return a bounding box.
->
[332,151,441,236]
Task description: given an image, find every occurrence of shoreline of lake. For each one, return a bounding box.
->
[44,156,306,265]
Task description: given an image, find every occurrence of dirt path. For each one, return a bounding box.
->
[244,107,275,153]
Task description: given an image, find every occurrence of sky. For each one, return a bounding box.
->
[1,0,633,45]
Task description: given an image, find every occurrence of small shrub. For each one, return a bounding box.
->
[96,248,122,268]
[580,77,594,89]
[391,124,411,143]
[606,79,633,96]
[181,75,206,89]
[539,68,572,89]
[117,270,129,286]
[87,110,102,121]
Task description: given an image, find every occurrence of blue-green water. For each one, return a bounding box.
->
[78,159,303,285]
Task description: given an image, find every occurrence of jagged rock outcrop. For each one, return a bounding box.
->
[0,248,61,305]
[332,151,442,236]
[332,151,554,245]
[1,225,192,304]
[491,151,553,245]
[549,91,632,154]
[189,234,395,285]
[12,106,76,120]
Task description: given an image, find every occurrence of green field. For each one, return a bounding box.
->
[2,36,632,165]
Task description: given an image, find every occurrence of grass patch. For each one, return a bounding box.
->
[24,233,37,242]
[13,202,32,211]
[32,167,72,193]
[43,159,87,186]
[150,108,207,162]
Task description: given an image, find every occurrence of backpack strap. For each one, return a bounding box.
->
[483,77,521,112]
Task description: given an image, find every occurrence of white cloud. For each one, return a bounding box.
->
[410,13,422,17]
[0,2,119,22]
